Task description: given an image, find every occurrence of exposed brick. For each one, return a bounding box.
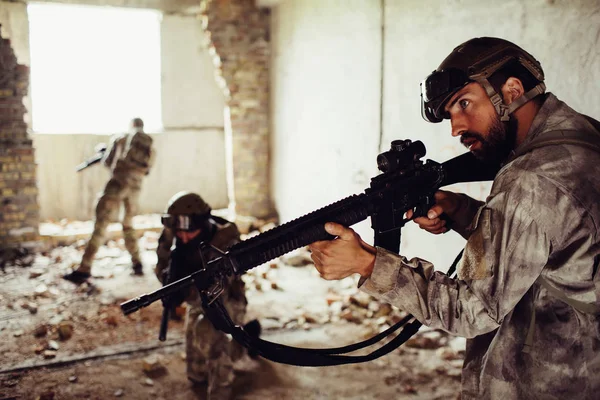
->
[0,27,39,249]
[201,0,275,219]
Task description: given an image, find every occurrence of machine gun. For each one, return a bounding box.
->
[75,143,107,172]
[121,139,498,366]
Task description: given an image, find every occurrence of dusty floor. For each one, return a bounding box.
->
[1,219,464,400]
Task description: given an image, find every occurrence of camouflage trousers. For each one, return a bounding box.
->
[185,276,247,399]
[78,178,141,274]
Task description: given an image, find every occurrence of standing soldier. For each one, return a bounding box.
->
[156,191,257,399]
[64,117,155,284]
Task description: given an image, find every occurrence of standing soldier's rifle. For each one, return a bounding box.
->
[76,143,107,172]
[121,139,498,366]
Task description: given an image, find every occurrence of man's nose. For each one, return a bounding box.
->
[450,116,467,137]
[181,234,190,244]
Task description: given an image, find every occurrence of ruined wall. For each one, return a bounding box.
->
[0,27,39,248]
[199,0,274,219]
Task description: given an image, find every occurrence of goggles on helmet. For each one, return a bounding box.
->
[420,68,471,123]
[161,213,209,231]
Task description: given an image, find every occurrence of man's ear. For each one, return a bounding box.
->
[500,77,525,105]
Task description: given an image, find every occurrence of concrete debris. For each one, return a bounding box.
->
[102,314,119,327]
[1,219,464,397]
[374,303,393,318]
[36,390,55,400]
[29,268,45,278]
[33,324,48,337]
[280,248,313,267]
[448,336,467,355]
[34,284,49,297]
[43,350,57,359]
[22,301,38,314]
[47,340,60,350]
[142,354,166,374]
[325,293,342,305]
[48,314,64,326]
[259,318,284,330]
[402,384,418,394]
[405,335,442,350]
[57,321,74,340]
[348,293,372,309]
[34,343,46,354]
[436,347,462,361]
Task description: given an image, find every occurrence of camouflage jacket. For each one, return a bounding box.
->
[102,130,155,188]
[360,94,600,400]
[155,217,241,304]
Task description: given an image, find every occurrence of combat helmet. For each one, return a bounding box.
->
[161,191,211,231]
[420,37,546,123]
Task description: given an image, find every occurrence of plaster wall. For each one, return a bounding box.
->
[270,0,600,269]
[270,0,382,240]
[34,128,228,220]
[161,14,226,129]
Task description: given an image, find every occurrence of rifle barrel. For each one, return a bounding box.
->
[120,274,196,315]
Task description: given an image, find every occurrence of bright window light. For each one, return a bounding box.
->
[28,3,162,134]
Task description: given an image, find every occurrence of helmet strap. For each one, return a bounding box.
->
[473,76,546,122]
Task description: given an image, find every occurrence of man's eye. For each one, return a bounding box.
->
[459,99,470,109]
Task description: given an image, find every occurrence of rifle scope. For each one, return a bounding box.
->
[376,140,426,174]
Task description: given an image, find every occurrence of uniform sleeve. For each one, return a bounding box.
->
[102,134,125,170]
[155,228,174,283]
[359,169,570,338]
[449,193,485,240]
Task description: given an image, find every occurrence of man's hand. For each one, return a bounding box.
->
[308,222,376,280]
[405,190,461,235]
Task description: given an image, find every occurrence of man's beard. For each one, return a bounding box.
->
[461,114,518,165]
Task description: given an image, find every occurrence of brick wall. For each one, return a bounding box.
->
[0,27,39,248]
[199,0,275,219]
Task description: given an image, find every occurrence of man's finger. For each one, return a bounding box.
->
[324,222,354,241]
[426,205,445,219]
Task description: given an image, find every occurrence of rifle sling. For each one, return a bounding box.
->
[202,250,463,366]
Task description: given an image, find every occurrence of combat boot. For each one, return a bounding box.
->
[132,261,144,276]
[62,269,91,284]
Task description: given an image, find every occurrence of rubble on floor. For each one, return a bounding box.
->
[1,216,463,399]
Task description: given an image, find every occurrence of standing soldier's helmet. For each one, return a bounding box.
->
[161,191,212,231]
[420,37,546,123]
[131,117,144,129]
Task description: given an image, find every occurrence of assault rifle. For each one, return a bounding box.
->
[121,139,498,366]
[75,143,107,172]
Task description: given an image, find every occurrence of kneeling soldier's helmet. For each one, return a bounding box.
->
[161,191,211,231]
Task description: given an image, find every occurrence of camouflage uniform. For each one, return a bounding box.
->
[78,123,155,275]
[155,217,248,397]
[360,94,600,399]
